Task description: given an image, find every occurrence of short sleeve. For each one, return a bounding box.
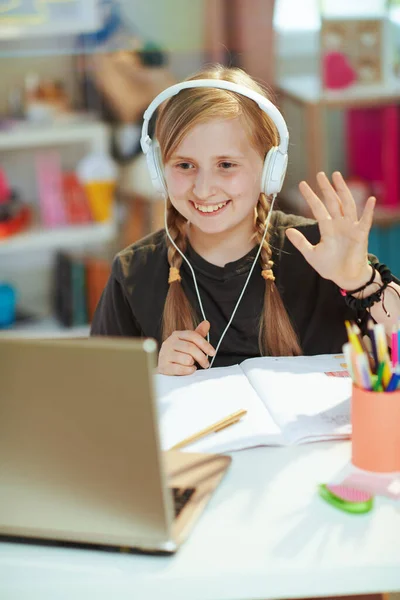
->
[90,257,142,337]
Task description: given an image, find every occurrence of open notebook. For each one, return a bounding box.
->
[155,354,352,454]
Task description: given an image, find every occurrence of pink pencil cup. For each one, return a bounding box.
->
[351,384,400,473]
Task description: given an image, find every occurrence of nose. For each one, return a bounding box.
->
[193,169,216,200]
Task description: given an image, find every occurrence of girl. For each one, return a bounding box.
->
[91,64,400,375]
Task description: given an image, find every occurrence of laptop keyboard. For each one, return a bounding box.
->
[171,487,196,518]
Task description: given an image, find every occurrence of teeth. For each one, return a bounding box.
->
[194,201,227,213]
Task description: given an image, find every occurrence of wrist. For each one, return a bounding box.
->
[351,270,382,299]
[338,264,379,298]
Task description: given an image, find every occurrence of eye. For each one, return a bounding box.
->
[176,162,194,170]
[219,161,236,169]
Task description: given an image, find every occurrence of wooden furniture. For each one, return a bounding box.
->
[277,74,400,277]
[277,74,400,194]
[205,0,276,84]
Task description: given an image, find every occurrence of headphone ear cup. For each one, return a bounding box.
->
[261,147,288,196]
[145,141,168,196]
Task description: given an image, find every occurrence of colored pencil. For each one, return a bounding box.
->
[353,323,375,373]
[344,320,400,393]
[373,362,385,392]
[367,319,379,372]
[392,325,398,369]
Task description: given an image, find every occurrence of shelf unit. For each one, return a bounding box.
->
[277,75,400,276]
[0,317,90,339]
[0,220,117,256]
[0,117,115,334]
[0,118,109,153]
[277,74,400,193]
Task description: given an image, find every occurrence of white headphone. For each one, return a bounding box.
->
[140,79,289,198]
[140,79,290,366]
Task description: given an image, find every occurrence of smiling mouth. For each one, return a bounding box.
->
[191,200,231,215]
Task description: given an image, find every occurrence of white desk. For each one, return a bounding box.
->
[0,441,399,600]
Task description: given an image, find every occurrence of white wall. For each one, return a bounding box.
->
[120,0,205,78]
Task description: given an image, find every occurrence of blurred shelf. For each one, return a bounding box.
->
[0,316,90,338]
[0,220,117,255]
[277,75,400,107]
[0,118,109,152]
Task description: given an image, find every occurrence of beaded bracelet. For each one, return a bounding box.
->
[343,263,393,312]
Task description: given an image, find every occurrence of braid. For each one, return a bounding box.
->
[254,193,274,278]
[255,194,302,356]
[161,199,199,341]
[166,199,188,272]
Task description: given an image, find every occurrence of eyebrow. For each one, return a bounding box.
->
[170,154,245,161]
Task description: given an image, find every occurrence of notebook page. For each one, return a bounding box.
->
[155,364,284,453]
[240,355,352,445]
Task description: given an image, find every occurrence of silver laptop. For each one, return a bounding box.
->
[0,337,231,554]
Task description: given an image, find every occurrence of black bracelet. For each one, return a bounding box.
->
[339,264,376,296]
[343,263,393,312]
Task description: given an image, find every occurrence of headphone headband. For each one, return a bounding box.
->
[140,79,289,157]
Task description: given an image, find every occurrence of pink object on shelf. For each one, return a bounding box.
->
[323,52,357,90]
[0,168,11,204]
[346,105,399,208]
[36,151,67,227]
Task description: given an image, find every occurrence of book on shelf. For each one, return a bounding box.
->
[156,354,352,454]
[36,151,67,228]
[36,151,96,228]
[62,172,92,225]
[53,251,74,327]
[53,251,111,327]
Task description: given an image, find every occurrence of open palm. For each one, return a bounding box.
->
[285,172,376,291]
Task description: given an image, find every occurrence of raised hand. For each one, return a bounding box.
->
[285,171,376,291]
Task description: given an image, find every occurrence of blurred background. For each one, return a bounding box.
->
[1,0,400,339]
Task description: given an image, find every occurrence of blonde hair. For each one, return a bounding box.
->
[156,64,301,356]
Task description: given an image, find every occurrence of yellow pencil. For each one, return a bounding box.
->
[345,321,363,355]
[170,409,247,450]
[374,323,392,388]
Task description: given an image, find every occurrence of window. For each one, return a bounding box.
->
[0,0,99,38]
[274,0,320,31]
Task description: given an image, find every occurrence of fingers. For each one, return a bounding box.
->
[285,228,314,261]
[331,171,357,221]
[195,319,211,338]
[298,180,331,222]
[359,196,376,233]
[301,172,361,224]
[158,362,197,376]
[316,172,344,218]
[173,338,211,369]
[177,329,216,358]
[158,328,216,376]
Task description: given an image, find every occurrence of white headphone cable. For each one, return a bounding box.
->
[164,193,277,368]
[164,199,210,335]
[208,193,277,366]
